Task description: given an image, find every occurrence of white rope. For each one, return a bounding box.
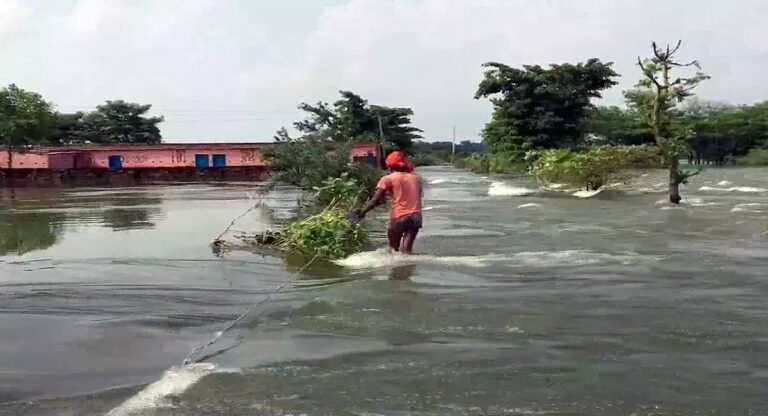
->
[182,253,320,366]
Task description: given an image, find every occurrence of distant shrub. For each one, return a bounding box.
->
[411,153,440,167]
[738,148,768,166]
[453,152,525,174]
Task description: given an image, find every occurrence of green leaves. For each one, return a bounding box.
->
[314,173,365,209]
[476,59,619,154]
[81,100,163,144]
[292,90,421,151]
[278,208,369,260]
[528,145,662,191]
[0,84,55,152]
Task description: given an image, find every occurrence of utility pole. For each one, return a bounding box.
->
[451,125,456,163]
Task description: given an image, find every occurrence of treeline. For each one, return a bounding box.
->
[1,84,163,167]
[410,141,484,166]
[469,41,768,203]
[589,100,768,162]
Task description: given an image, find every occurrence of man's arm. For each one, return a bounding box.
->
[357,188,387,218]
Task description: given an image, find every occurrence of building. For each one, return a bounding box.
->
[0,143,270,170]
[0,142,383,187]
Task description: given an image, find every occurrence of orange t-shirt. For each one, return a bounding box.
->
[377,172,422,220]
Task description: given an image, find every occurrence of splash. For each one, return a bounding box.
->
[335,249,650,269]
[334,249,509,269]
[717,180,733,186]
[488,182,537,196]
[516,203,541,209]
[107,363,220,416]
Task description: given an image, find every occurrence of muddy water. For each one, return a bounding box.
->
[1,167,768,415]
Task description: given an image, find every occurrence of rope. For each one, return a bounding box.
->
[182,253,321,366]
[213,198,265,243]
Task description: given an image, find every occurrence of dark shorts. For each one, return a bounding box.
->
[389,212,422,233]
[387,212,422,251]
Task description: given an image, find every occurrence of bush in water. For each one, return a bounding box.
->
[528,145,662,191]
[278,208,369,260]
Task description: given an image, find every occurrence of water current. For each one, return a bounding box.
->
[1,166,767,415]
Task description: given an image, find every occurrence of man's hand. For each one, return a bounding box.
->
[347,209,364,223]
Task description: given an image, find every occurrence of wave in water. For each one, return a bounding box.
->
[572,189,602,198]
[682,197,722,207]
[516,203,541,209]
[421,228,506,238]
[699,185,767,193]
[488,182,537,196]
[107,363,221,416]
[731,203,767,213]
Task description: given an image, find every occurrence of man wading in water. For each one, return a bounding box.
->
[354,151,423,254]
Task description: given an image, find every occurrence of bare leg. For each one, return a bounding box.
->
[401,229,419,254]
[387,226,403,252]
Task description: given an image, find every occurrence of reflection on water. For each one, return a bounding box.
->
[2,170,768,415]
[0,211,64,256]
[102,206,160,231]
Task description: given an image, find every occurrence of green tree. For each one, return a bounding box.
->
[627,41,709,203]
[475,59,619,156]
[0,84,55,168]
[46,112,87,145]
[587,106,654,146]
[82,100,164,144]
[294,91,421,150]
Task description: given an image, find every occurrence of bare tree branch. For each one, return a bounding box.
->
[652,42,665,60]
[670,60,700,68]
[669,40,683,56]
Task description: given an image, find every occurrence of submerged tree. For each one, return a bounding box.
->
[627,41,709,204]
[475,59,619,156]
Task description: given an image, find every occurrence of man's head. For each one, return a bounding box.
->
[385,151,414,173]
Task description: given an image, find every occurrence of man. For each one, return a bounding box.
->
[355,151,423,254]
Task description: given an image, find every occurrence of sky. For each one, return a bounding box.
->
[1,0,767,143]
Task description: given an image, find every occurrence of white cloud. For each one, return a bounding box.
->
[0,0,767,142]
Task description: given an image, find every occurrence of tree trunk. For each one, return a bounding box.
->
[668,158,681,204]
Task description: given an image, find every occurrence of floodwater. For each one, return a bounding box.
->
[1,166,768,415]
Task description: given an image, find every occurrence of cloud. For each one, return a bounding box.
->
[1,0,767,142]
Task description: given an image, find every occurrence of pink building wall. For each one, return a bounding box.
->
[1,143,377,170]
[0,151,50,169]
[85,147,266,169]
